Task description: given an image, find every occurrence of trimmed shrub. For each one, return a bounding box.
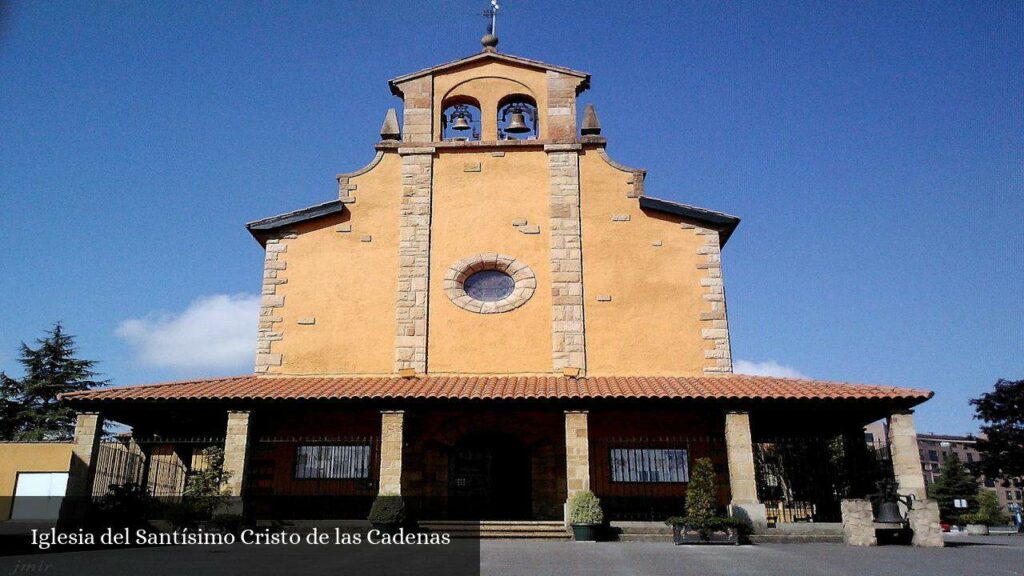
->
[569,490,604,525]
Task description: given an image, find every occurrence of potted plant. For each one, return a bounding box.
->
[962,490,1009,536]
[666,458,745,545]
[568,490,604,542]
[368,494,407,533]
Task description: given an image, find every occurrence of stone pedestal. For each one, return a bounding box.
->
[57,412,104,528]
[728,503,767,529]
[379,410,405,495]
[908,499,944,547]
[841,499,878,546]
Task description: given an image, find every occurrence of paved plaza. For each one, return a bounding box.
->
[0,528,1020,576]
[482,536,1023,576]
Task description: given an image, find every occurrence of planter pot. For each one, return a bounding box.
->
[965,524,990,536]
[571,523,600,542]
[671,524,739,545]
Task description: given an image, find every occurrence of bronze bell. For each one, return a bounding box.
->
[448,104,473,132]
[874,501,905,524]
[504,111,530,134]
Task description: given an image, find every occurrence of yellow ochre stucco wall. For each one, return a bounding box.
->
[428,149,553,374]
[579,149,709,376]
[259,55,725,377]
[268,151,403,375]
[0,442,72,520]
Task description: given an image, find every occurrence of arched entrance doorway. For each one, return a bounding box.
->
[448,431,531,519]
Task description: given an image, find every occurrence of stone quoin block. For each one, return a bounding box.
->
[547,149,587,374]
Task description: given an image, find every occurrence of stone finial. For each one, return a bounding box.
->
[481,33,499,51]
[380,108,400,141]
[581,104,601,136]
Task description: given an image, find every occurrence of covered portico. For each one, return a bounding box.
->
[59,374,933,533]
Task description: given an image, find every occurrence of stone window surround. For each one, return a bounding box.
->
[444,254,536,314]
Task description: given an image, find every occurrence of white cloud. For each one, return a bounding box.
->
[116,294,260,372]
[733,359,808,379]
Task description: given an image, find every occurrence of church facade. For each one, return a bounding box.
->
[62,39,938,538]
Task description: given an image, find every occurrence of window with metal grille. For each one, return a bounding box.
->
[294,445,371,479]
[610,448,688,483]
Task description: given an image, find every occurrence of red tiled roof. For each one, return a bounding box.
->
[61,375,932,405]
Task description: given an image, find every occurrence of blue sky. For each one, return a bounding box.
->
[1,1,1020,434]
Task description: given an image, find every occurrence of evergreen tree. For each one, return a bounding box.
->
[970,379,1024,479]
[926,453,979,524]
[0,323,106,440]
[686,458,718,522]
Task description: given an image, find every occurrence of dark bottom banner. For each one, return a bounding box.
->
[0,497,483,576]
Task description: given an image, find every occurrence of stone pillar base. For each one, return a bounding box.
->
[841,499,878,546]
[728,502,767,532]
[908,499,944,547]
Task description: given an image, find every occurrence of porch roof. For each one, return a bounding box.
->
[61,374,932,406]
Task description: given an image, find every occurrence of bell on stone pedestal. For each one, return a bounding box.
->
[874,501,905,524]
[504,111,530,134]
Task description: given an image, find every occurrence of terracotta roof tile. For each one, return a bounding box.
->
[60,375,932,405]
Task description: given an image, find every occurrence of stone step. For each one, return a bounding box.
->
[610,521,672,535]
[419,520,565,526]
[750,534,844,544]
[766,522,844,535]
[447,531,570,539]
[618,533,673,542]
[418,520,570,540]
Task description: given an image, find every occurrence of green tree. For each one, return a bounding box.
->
[963,489,1009,527]
[0,323,106,440]
[970,379,1024,479]
[182,446,232,517]
[927,453,979,524]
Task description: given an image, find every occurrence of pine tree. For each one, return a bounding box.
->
[926,453,979,524]
[0,323,107,440]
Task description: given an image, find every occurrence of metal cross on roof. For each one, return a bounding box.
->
[483,0,500,36]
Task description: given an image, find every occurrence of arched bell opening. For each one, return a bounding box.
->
[441,96,482,141]
[497,94,538,140]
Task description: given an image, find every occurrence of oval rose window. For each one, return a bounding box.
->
[463,270,515,302]
[444,254,536,314]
